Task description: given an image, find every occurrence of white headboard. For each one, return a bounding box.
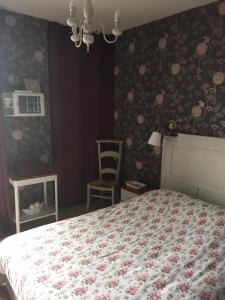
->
[160,133,225,207]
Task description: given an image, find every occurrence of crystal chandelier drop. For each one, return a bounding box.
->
[67,0,122,52]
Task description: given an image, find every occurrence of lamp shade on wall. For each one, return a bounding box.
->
[148,132,161,147]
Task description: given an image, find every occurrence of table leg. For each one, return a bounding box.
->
[14,184,20,233]
[43,182,47,206]
[54,179,58,222]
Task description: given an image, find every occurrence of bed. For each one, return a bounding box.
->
[0,134,225,299]
[0,189,225,299]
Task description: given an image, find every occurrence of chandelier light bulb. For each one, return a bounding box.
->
[71,34,80,43]
[84,0,94,20]
[69,0,76,10]
[112,27,122,37]
[67,15,77,27]
[114,10,120,22]
[83,33,94,45]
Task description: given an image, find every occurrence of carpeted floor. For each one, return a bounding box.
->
[0,274,9,300]
[0,286,9,300]
[0,198,112,300]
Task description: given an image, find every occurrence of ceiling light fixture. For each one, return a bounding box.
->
[67,0,122,52]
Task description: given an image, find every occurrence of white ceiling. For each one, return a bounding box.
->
[0,0,218,33]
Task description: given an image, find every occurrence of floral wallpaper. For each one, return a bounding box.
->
[114,1,225,188]
[0,9,52,175]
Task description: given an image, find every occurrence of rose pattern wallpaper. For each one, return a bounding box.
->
[0,9,52,175]
[114,1,225,188]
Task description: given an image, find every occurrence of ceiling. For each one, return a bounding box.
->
[0,0,218,33]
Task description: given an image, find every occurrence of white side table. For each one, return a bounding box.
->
[9,173,58,233]
[121,186,152,202]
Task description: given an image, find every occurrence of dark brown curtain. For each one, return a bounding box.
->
[48,23,114,207]
[0,114,13,237]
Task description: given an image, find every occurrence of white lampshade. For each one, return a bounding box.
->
[148,132,161,147]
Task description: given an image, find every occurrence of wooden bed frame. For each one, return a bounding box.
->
[161,133,225,207]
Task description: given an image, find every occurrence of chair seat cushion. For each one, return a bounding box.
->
[89,180,115,189]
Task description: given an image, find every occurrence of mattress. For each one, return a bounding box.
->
[0,189,225,299]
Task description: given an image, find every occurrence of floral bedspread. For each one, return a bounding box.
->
[0,189,225,300]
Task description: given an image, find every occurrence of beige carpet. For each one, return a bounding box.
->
[0,274,8,300]
[0,287,9,300]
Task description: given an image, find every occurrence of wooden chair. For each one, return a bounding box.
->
[87,140,123,211]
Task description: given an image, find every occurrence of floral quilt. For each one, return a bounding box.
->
[0,189,225,300]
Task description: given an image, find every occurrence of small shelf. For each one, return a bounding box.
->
[2,91,45,117]
[9,173,58,233]
[19,206,56,224]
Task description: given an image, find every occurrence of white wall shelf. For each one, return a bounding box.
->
[2,90,45,117]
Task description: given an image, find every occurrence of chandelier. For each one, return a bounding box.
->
[67,0,122,52]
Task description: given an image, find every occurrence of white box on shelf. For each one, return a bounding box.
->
[2,90,45,116]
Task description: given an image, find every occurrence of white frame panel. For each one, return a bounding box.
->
[161,133,225,207]
[3,91,45,117]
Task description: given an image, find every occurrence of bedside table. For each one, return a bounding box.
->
[121,186,152,202]
[9,172,58,233]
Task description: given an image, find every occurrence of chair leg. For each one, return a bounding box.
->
[87,185,90,211]
[112,188,115,206]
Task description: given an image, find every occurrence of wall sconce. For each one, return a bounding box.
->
[148,131,161,147]
[168,120,177,136]
[148,120,177,147]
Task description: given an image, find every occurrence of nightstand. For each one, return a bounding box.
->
[121,186,152,202]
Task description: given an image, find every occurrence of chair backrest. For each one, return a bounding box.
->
[96,140,123,183]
